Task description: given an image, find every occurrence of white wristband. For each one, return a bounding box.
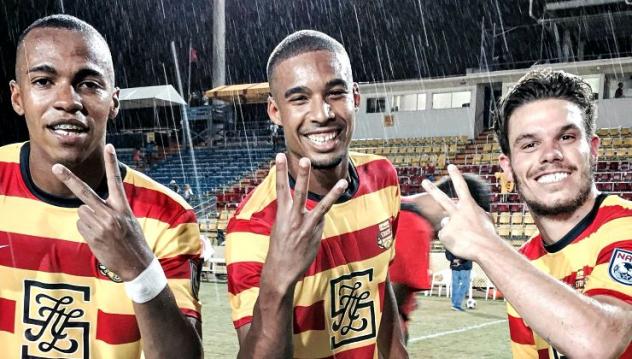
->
[124,258,168,304]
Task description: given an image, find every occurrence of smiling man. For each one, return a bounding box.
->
[422,69,632,358]
[225,30,407,358]
[0,15,202,358]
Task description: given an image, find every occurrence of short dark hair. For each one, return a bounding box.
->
[436,173,491,212]
[266,30,351,85]
[493,69,595,155]
[15,14,112,81]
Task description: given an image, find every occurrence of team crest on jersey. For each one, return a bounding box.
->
[329,268,376,349]
[22,280,90,359]
[376,220,393,249]
[608,248,632,286]
[97,262,123,283]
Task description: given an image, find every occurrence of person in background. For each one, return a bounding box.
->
[615,82,624,98]
[183,183,194,201]
[445,250,472,311]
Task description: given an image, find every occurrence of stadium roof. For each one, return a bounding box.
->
[118,85,186,110]
[205,82,269,104]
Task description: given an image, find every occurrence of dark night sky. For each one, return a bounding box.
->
[0,0,628,146]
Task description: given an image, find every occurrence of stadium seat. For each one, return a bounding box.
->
[427,269,452,297]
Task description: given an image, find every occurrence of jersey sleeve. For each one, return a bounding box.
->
[584,217,632,304]
[151,208,203,320]
[225,215,271,328]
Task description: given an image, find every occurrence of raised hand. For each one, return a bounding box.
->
[264,153,348,286]
[421,164,498,261]
[52,144,154,281]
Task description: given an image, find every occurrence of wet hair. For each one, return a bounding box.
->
[435,173,491,212]
[15,14,113,81]
[266,30,352,85]
[493,69,595,155]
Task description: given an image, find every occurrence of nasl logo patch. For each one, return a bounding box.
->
[608,248,632,286]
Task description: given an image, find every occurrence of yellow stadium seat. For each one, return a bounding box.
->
[511,212,523,225]
[523,212,534,224]
[498,212,511,224]
[596,128,609,136]
[601,137,612,147]
[510,225,524,238]
[497,225,511,238]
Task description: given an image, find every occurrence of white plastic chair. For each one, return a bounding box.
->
[427,269,452,297]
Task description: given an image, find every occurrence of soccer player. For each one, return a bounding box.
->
[391,174,491,337]
[225,30,407,358]
[0,15,202,358]
[389,200,433,344]
[422,69,632,358]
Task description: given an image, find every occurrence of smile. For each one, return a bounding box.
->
[304,129,340,146]
[47,123,89,136]
[536,172,569,184]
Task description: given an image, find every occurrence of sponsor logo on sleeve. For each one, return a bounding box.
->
[608,248,632,286]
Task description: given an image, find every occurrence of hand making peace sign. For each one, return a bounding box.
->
[52,144,154,282]
[421,164,498,261]
[263,153,348,286]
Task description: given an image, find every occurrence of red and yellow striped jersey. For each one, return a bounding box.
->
[226,152,400,358]
[0,142,202,359]
[507,194,632,358]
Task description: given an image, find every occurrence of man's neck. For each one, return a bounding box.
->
[287,155,350,198]
[29,145,106,199]
[533,189,600,246]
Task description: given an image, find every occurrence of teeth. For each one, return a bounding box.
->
[537,172,568,184]
[53,124,85,131]
[307,132,337,144]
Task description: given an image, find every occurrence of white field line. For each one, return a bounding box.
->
[409,319,507,343]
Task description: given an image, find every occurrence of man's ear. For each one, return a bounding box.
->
[589,134,600,161]
[10,80,25,116]
[498,153,514,182]
[109,87,120,120]
[352,82,360,109]
[267,95,282,126]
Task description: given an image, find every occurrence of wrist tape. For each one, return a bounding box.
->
[124,257,168,303]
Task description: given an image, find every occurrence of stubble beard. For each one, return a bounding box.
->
[514,157,595,217]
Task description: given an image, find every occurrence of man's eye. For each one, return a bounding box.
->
[32,78,51,87]
[79,81,101,90]
[522,142,536,150]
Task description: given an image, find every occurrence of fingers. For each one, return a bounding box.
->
[304,179,348,229]
[275,153,290,210]
[291,158,311,219]
[421,178,457,215]
[52,164,107,213]
[104,144,128,211]
[446,164,474,202]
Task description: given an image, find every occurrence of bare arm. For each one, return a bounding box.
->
[235,154,347,358]
[133,290,202,358]
[378,277,408,359]
[52,145,202,358]
[422,165,632,358]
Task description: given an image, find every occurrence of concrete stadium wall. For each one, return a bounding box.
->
[596,98,632,128]
[354,85,482,140]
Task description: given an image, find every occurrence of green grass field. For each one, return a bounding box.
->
[200,282,511,358]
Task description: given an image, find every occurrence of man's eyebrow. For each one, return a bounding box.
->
[75,68,107,81]
[284,86,310,99]
[559,123,580,134]
[325,78,348,89]
[513,133,537,146]
[27,64,57,76]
